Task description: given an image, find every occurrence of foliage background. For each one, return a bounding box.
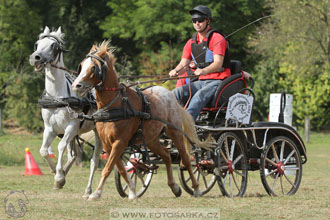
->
[0,0,329,132]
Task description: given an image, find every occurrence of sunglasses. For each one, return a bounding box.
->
[192,17,206,23]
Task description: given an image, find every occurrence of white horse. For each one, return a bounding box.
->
[29,26,102,199]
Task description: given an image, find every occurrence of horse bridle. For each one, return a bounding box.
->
[82,51,108,87]
[35,34,65,65]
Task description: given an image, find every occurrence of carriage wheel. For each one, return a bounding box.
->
[216,132,248,197]
[260,136,302,196]
[115,152,153,198]
[178,162,217,196]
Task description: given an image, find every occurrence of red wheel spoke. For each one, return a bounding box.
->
[280,141,285,161]
[280,175,284,195]
[266,157,277,166]
[231,173,240,192]
[230,139,236,160]
[202,175,208,188]
[272,173,279,193]
[283,150,295,165]
[284,173,296,188]
[272,144,280,163]
[233,154,243,166]
[220,149,229,163]
[224,137,230,160]
[265,169,277,177]
[234,169,245,178]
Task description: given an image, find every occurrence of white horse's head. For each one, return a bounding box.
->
[29,26,65,72]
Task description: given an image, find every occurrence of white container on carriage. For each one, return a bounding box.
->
[269,93,293,126]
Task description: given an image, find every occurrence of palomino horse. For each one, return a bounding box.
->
[29,27,102,198]
[72,41,212,200]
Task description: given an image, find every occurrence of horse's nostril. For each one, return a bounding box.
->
[35,55,41,61]
[76,84,82,89]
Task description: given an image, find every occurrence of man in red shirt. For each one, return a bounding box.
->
[169,5,231,120]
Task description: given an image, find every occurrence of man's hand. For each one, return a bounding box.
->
[242,71,251,80]
[194,68,206,76]
[169,69,178,77]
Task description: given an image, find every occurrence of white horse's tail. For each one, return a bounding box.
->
[178,105,213,155]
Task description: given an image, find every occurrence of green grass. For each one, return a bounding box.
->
[0,131,330,219]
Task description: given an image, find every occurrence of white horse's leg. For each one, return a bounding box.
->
[40,127,57,173]
[54,125,78,190]
[63,140,77,175]
[83,129,102,199]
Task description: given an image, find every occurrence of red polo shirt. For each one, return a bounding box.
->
[182,32,231,80]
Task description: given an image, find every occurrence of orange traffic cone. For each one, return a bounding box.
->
[48,146,56,158]
[100,153,109,160]
[24,148,43,176]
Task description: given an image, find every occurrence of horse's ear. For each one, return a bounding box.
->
[56,26,62,35]
[89,45,97,53]
[43,26,50,35]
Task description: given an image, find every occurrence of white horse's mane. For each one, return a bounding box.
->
[38,26,65,45]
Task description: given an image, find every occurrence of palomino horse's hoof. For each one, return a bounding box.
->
[53,179,66,190]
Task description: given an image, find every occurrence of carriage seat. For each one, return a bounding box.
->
[203,60,247,111]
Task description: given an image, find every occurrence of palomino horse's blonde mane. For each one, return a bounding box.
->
[95,40,118,78]
[96,41,116,62]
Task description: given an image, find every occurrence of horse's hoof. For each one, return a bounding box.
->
[171,185,182,197]
[87,194,100,201]
[53,179,66,190]
[128,193,137,200]
[193,189,202,198]
[53,183,62,190]
[82,193,90,200]
[175,187,182,197]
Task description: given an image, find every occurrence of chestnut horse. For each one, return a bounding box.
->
[72,41,212,200]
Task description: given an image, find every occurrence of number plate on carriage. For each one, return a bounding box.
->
[225,93,254,124]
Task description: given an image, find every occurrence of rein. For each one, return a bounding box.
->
[51,64,78,76]
[96,74,199,92]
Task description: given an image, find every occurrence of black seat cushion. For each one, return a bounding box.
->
[207,73,246,109]
[204,60,246,110]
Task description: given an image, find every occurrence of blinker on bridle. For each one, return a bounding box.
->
[85,51,107,87]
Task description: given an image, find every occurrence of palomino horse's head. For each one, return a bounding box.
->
[29,26,65,72]
[72,41,116,97]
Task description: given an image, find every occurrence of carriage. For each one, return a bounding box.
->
[31,30,306,200]
[113,59,307,198]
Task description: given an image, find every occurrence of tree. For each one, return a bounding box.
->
[101,0,267,78]
[26,0,112,69]
[250,0,330,129]
[0,0,44,131]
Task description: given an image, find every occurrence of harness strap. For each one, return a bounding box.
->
[126,87,151,161]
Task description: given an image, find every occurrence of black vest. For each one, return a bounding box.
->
[191,29,230,70]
